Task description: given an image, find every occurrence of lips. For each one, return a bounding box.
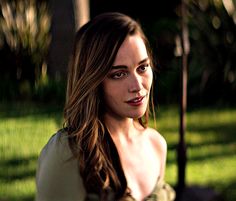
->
[126,95,146,106]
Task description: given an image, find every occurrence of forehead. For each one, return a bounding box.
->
[113,34,148,66]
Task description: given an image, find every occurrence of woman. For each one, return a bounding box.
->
[36,12,175,201]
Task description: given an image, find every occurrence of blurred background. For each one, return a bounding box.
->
[0,0,235,200]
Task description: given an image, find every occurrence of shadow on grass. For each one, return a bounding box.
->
[188,121,236,142]
[0,101,63,128]
[209,180,236,201]
[0,155,37,201]
[0,155,38,182]
[0,194,35,201]
[165,122,236,146]
[221,180,236,201]
[0,101,63,117]
[165,117,236,201]
[19,195,35,201]
[167,149,236,165]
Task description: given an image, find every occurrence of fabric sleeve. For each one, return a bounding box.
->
[35,130,86,201]
[153,180,176,201]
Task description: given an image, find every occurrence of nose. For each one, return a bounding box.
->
[128,74,142,93]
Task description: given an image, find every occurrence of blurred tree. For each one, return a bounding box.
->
[0,0,51,98]
[46,0,74,79]
[176,0,189,197]
[188,0,236,105]
[73,0,90,30]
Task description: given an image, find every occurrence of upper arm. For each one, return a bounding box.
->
[35,132,85,201]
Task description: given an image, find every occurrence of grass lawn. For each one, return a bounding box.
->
[0,102,63,201]
[154,106,236,201]
[0,102,236,201]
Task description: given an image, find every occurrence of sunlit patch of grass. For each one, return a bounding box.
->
[1,178,35,201]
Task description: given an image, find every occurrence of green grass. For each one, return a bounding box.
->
[153,106,236,201]
[0,102,236,201]
[0,102,63,201]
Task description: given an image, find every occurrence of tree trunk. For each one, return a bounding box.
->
[176,0,190,199]
[73,0,90,30]
[47,0,75,78]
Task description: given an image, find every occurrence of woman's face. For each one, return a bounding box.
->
[102,34,153,120]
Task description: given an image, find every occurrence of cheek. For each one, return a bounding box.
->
[103,88,121,102]
[102,88,122,113]
[102,82,120,104]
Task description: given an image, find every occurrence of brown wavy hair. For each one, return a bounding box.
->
[63,12,155,200]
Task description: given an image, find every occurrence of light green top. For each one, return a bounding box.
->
[35,130,175,201]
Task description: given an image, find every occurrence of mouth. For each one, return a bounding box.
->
[126,95,146,106]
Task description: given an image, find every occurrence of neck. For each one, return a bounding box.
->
[104,114,143,143]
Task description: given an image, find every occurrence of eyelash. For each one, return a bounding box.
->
[110,71,127,79]
[138,64,149,72]
[109,64,150,80]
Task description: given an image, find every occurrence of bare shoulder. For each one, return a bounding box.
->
[145,127,167,153]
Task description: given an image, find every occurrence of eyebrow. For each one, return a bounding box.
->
[111,57,149,69]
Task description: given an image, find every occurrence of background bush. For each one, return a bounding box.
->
[0,0,236,105]
[0,0,51,102]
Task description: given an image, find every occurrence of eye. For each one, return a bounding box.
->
[138,64,149,73]
[110,71,127,79]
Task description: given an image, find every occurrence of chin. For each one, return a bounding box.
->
[129,111,146,119]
